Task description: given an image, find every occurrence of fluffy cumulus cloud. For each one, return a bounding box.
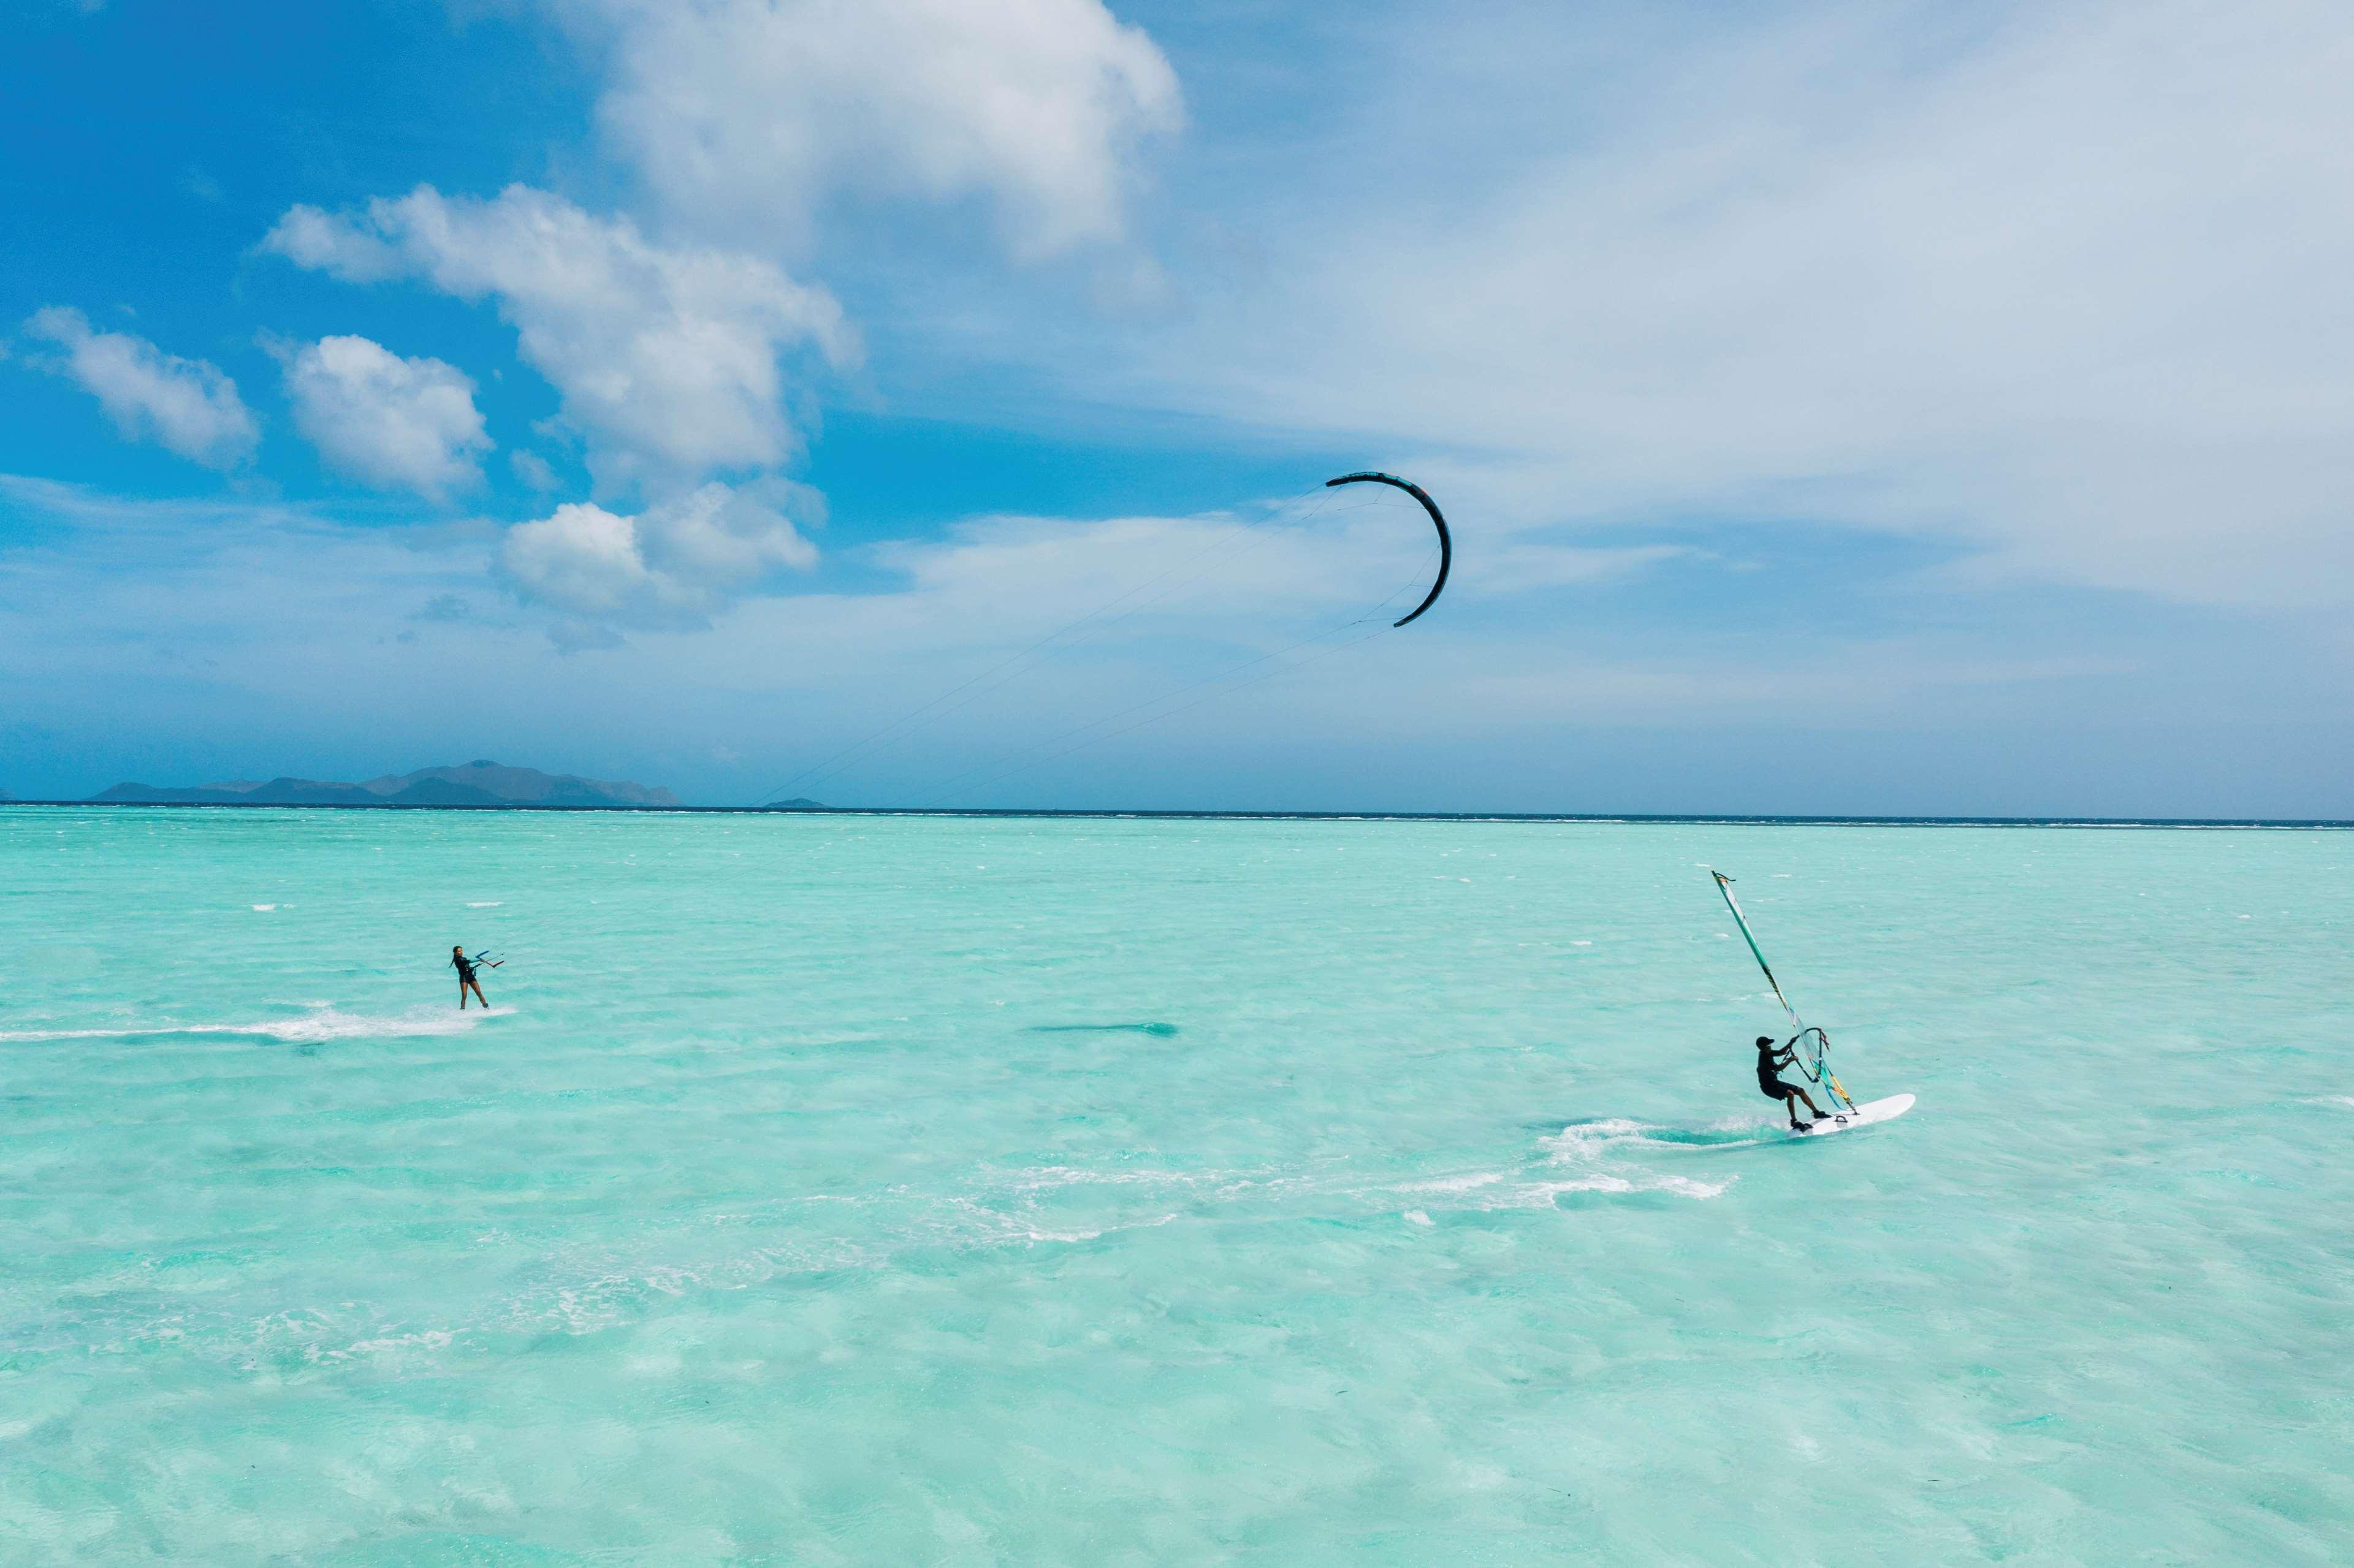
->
[264,185,857,484]
[278,335,490,499]
[546,0,1181,258]
[22,307,258,469]
[258,1,1184,635]
[501,479,820,629]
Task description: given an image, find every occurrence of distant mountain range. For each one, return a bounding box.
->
[90,761,685,809]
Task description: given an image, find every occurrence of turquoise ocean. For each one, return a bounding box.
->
[2,806,2348,1564]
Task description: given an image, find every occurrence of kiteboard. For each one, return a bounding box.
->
[1791,1093,1914,1137]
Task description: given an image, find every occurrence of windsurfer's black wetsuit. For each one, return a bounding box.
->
[1755,1036,1828,1127]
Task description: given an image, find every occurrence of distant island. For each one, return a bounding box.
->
[91,760,685,810]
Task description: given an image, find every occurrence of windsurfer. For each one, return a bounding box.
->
[1755,1034,1829,1130]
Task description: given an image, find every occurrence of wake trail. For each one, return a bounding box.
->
[0,1005,514,1045]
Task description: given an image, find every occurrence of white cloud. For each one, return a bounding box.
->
[1474,542,1693,593]
[262,185,857,485]
[504,502,646,615]
[501,479,820,627]
[9,473,2348,815]
[511,450,563,492]
[547,0,1181,258]
[262,203,405,281]
[869,500,1441,632]
[279,335,490,500]
[998,0,2354,612]
[23,307,258,469]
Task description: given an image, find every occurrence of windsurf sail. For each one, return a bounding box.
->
[1709,868,1857,1113]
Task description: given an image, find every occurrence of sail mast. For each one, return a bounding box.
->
[1710,869,1800,1029]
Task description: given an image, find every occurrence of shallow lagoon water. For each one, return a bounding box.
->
[2,807,2348,1564]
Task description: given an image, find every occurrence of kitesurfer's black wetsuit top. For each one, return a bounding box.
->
[452,953,481,984]
[1756,1042,1792,1099]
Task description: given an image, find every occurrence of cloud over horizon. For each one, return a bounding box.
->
[7,468,2336,815]
[502,478,822,629]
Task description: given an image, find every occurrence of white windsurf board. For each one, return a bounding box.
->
[1792,1092,1915,1137]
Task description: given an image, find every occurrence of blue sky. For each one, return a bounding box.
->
[2,0,2348,815]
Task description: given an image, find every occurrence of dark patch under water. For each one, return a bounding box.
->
[1030,1022,1181,1038]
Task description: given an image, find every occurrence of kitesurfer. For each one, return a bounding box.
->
[452,945,500,1009]
[1755,1034,1828,1130]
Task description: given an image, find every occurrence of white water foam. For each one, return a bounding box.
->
[1538,1118,1648,1154]
[1390,1168,1727,1209]
[1396,1172,1506,1194]
[1532,1119,1734,1200]
[1376,1122,1732,1210]
[0,1005,512,1044]
[1004,1165,1236,1193]
[1541,1116,1772,1156]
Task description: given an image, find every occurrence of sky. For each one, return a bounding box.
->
[2,0,2348,816]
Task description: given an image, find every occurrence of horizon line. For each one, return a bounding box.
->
[4,801,2347,831]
